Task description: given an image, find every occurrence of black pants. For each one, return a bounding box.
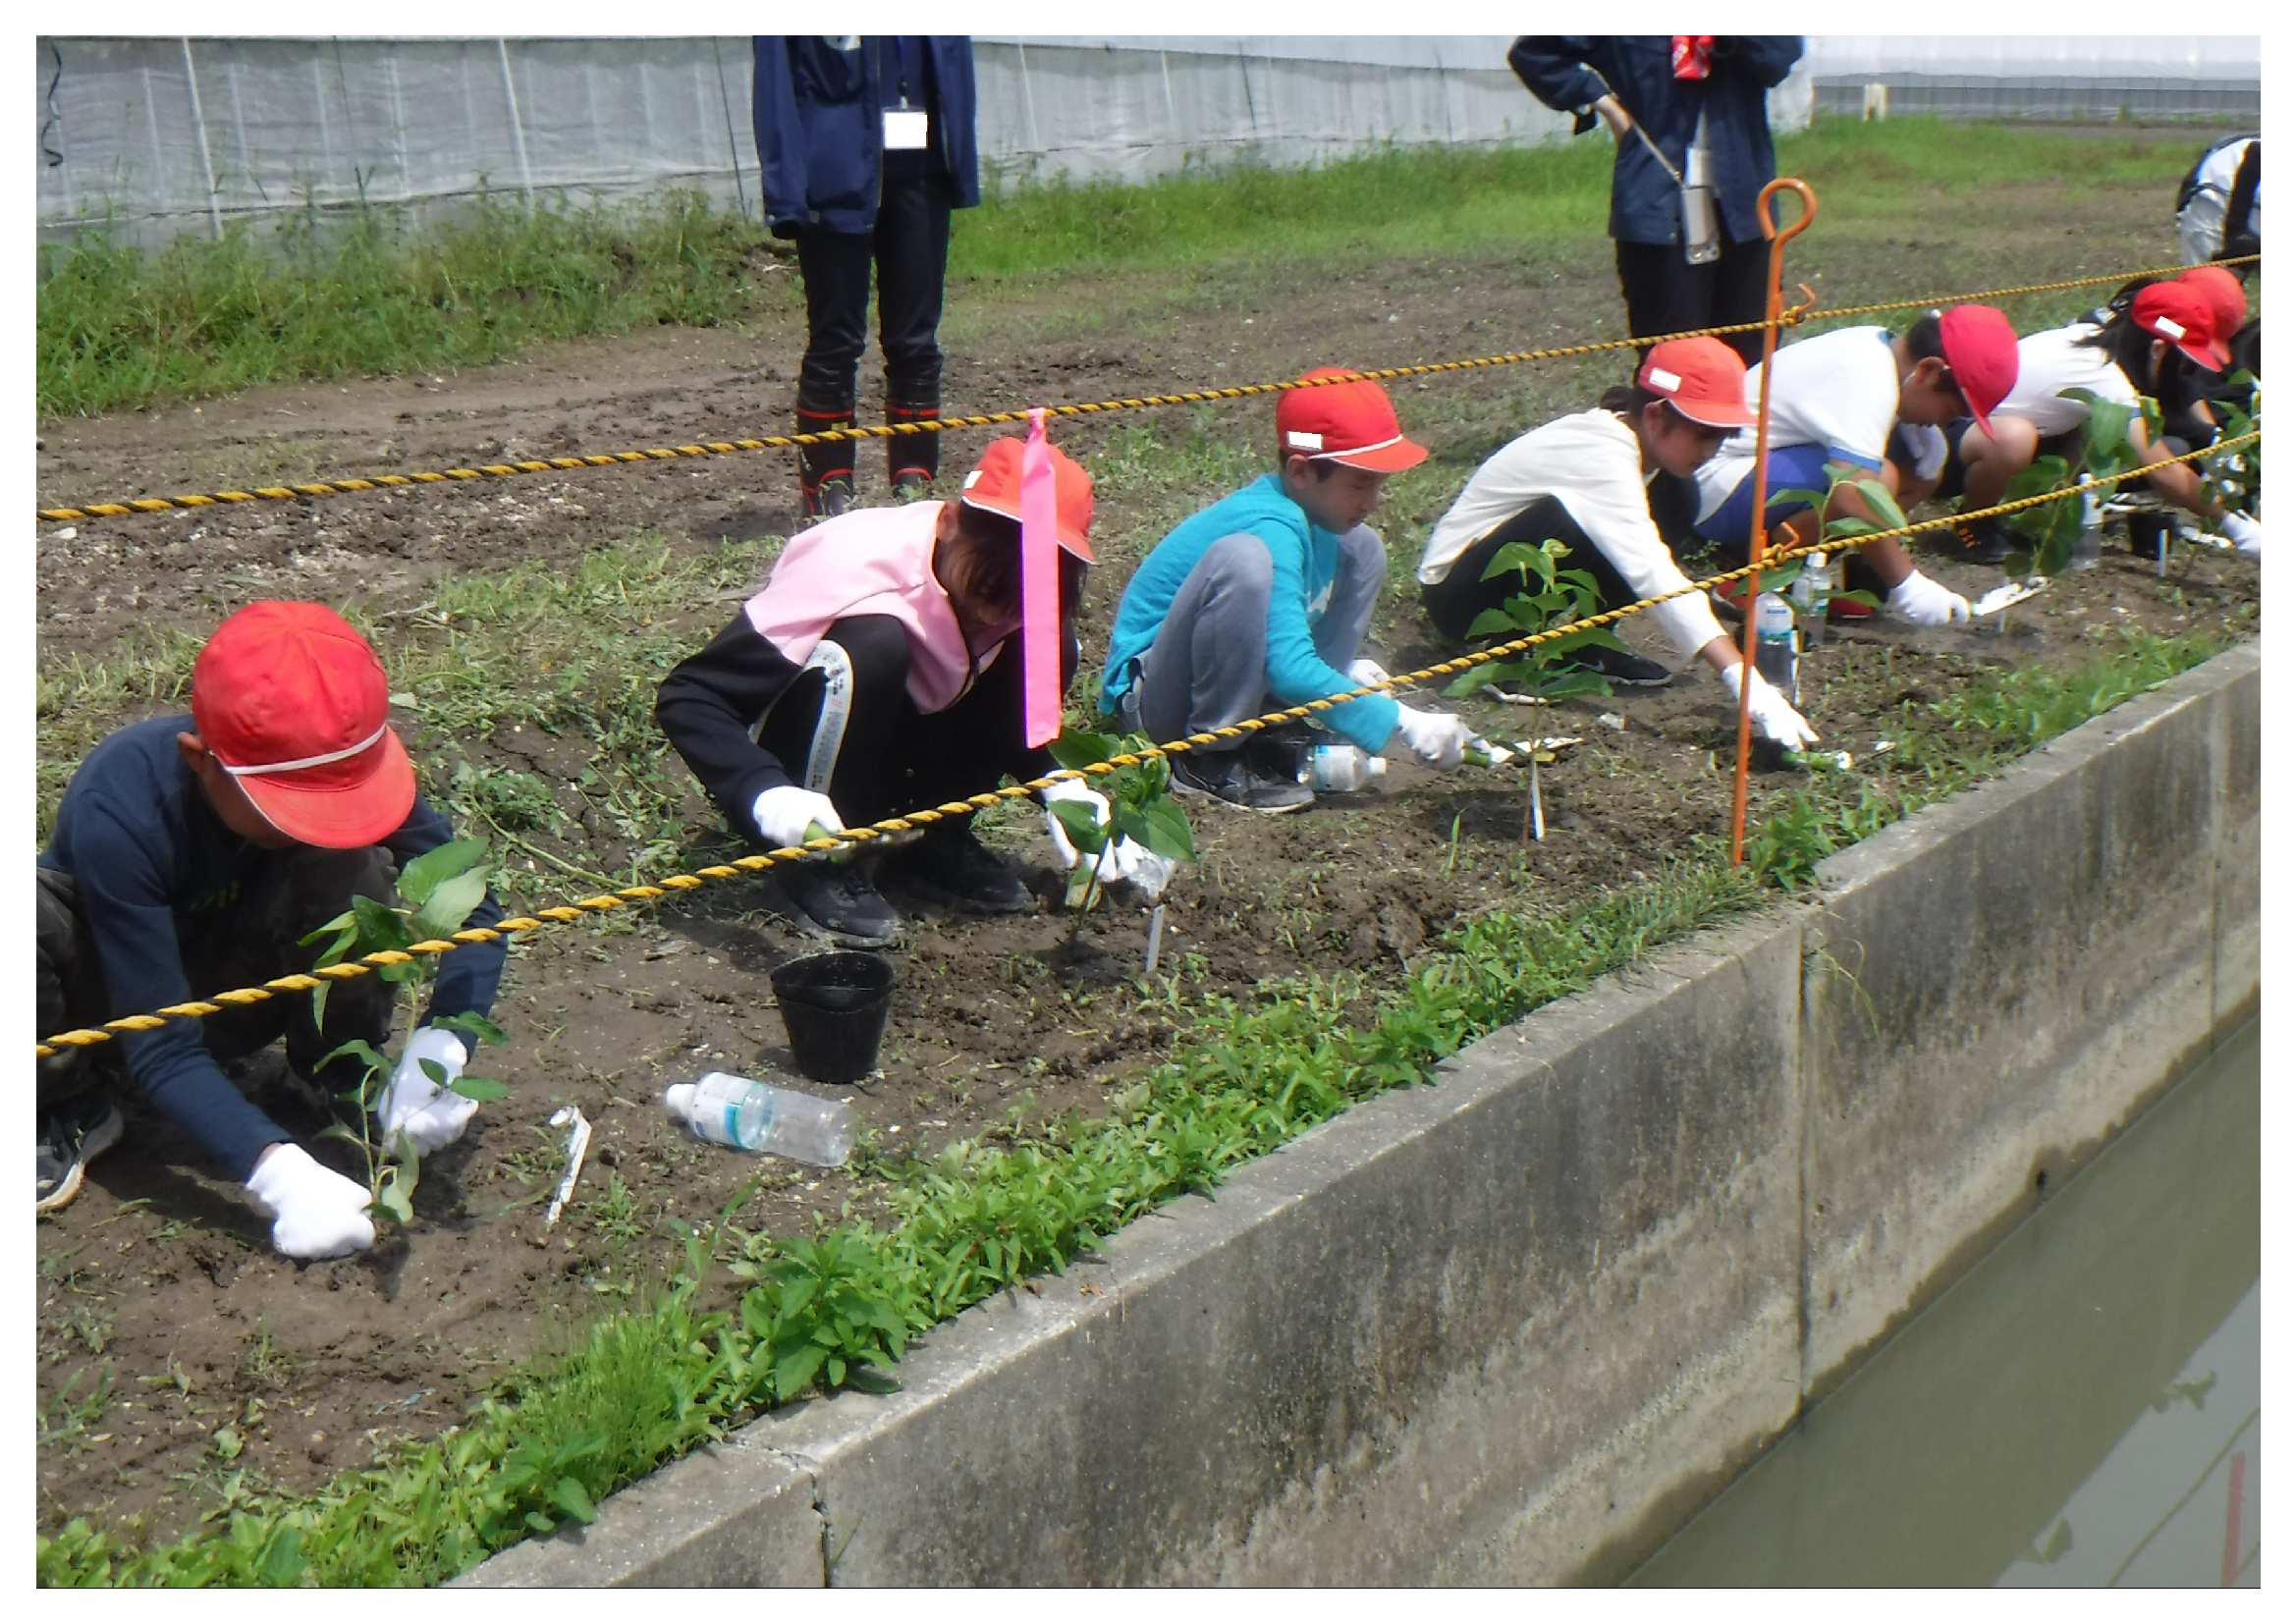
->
[793,169,956,491]
[36,851,398,1104]
[1614,235,1771,370]
[756,616,1073,834]
[1420,499,1652,647]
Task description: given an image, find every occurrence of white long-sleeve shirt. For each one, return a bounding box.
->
[1418,407,1728,662]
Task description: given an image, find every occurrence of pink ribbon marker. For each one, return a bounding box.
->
[1018,408,1063,749]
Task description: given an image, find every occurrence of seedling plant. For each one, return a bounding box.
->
[1442,537,1620,703]
[1042,728,1197,934]
[1990,391,2164,576]
[299,839,510,1227]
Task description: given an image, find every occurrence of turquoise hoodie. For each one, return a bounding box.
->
[1098,474,1399,753]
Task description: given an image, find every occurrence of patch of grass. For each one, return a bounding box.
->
[38,190,782,418]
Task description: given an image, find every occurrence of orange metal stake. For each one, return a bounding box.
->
[1729,177,1819,867]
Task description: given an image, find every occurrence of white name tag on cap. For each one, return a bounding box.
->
[883,109,929,150]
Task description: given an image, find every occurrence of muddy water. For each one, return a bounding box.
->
[1629,1020,2261,1589]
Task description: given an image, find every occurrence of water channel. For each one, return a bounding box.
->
[1628,1020,2261,1588]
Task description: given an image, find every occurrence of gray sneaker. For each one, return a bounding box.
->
[1172,748,1316,815]
[770,859,901,948]
[36,1094,123,1215]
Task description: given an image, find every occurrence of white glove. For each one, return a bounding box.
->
[378,1025,476,1156]
[751,784,846,849]
[246,1144,376,1261]
[1345,657,1394,689]
[1043,781,1176,901]
[1720,662,1821,751]
[1392,705,1471,769]
[1886,570,1974,626]
[2222,512,2263,557]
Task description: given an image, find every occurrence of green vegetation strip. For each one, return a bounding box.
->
[38,117,2205,419]
[36,625,2243,1588]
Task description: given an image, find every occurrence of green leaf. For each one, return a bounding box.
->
[396,838,487,908]
[1046,729,1121,771]
[434,1010,506,1050]
[1049,798,1108,855]
[1464,607,1528,639]
[317,1038,390,1078]
[411,867,489,942]
[299,909,355,950]
[1122,797,1197,864]
[550,1476,597,1526]
[1536,670,1614,702]
[448,1075,510,1104]
[1850,478,1909,530]
[350,894,416,952]
[1769,486,1830,514]
[773,1342,829,1401]
[1479,539,1556,584]
[256,1525,304,1587]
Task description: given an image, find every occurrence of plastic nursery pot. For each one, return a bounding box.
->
[2128,512,2172,562]
[770,951,897,1085]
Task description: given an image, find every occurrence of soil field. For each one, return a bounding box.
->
[33,126,2261,1550]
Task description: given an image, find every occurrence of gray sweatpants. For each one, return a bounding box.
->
[1121,525,1387,748]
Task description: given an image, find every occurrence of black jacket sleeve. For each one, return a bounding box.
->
[1507,37,1608,115]
[655,615,809,839]
[1717,35,1804,90]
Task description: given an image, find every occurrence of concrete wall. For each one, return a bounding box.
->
[465,642,2260,1589]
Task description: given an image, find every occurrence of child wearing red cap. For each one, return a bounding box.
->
[1944,283,2262,561]
[36,603,509,1261]
[657,435,1121,947]
[1097,368,1473,814]
[1418,336,1817,752]
[1687,306,2022,625]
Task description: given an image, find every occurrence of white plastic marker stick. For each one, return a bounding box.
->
[543,1108,591,1232]
[1529,754,1547,842]
[1144,903,1167,976]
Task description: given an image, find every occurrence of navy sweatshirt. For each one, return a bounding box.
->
[40,716,507,1180]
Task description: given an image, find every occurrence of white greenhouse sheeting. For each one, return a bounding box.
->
[33,34,1815,251]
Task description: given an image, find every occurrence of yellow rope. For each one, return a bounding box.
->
[37,255,2253,526]
[34,431,2256,1058]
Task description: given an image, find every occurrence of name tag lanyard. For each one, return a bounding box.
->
[882,37,929,150]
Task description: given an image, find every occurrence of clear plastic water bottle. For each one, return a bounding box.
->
[1789,551,1829,650]
[662,1073,856,1166]
[1754,591,1799,707]
[1301,743,1388,792]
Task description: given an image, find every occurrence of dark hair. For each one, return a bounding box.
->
[1903,311,1945,362]
[937,504,1087,625]
[1599,383,1661,416]
[2077,304,2181,394]
[2227,317,2262,381]
[1276,447,1341,479]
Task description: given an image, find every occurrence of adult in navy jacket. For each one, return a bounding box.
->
[1508,36,1803,369]
[754,36,980,519]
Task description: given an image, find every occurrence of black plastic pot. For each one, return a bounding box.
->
[771,951,896,1084]
[2128,513,2173,562]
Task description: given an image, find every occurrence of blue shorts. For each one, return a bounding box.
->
[1692,443,1850,564]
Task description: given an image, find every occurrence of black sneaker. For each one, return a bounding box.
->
[770,858,900,948]
[883,825,1033,915]
[1955,517,2013,566]
[1561,643,1673,687]
[1171,748,1316,814]
[1244,724,1316,786]
[36,1094,124,1215]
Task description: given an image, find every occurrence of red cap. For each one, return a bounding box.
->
[1937,304,2021,435]
[2177,265,2248,346]
[1638,337,1755,429]
[190,602,415,849]
[2137,281,2230,371]
[1276,367,1429,473]
[959,436,1095,563]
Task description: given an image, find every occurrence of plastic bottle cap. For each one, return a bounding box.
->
[663,1083,694,1115]
[1367,756,1388,777]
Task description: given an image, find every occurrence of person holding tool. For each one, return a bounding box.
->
[36,604,509,1259]
[657,436,1148,948]
[753,36,978,520]
[1418,336,1817,751]
[1097,368,1472,815]
[1935,282,2263,561]
[1507,35,1805,370]
[1687,305,2023,624]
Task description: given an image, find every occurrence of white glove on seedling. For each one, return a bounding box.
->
[1393,705,1471,770]
[1042,781,1176,901]
[378,1026,477,1156]
[1720,663,1821,751]
[2221,512,2263,558]
[751,784,846,849]
[1886,570,1974,627]
[246,1144,376,1261]
[1345,657,1394,689]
